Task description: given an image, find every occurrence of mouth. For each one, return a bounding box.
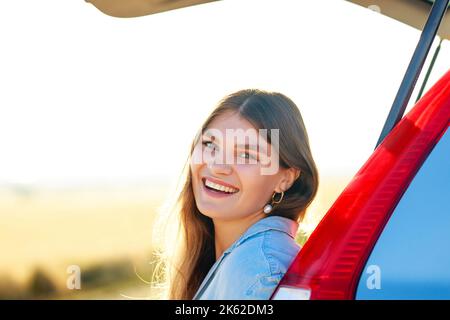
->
[201,177,240,196]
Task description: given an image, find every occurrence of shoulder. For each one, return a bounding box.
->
[261,230,301,274]
[214,230,301,299]
[223,229,301,275]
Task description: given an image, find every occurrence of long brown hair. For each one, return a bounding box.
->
[152,89,319,300]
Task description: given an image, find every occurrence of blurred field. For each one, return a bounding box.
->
[0,175,351,299]
[0,182,171,299]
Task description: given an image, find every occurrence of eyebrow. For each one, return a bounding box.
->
[202,133,267,153]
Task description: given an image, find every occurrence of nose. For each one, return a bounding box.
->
[206,156,233,175]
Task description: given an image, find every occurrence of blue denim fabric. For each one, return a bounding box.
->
[193,215,301,300]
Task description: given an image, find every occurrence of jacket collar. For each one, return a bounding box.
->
[223,215,299,255]
[193,215,299,299]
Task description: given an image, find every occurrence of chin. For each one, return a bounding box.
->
[198,208,235,221]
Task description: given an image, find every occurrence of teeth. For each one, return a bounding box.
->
[205,179,238,193]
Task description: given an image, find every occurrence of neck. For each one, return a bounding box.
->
[213,211,266,261]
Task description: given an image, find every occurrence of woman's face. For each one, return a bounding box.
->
[190,111,295,221]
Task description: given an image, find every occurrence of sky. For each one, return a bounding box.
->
[0,0,449,187]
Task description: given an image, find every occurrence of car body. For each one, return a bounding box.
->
[269,0,450,301]
[272,68,450,299]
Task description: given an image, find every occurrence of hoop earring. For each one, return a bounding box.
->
[263,191,284,214]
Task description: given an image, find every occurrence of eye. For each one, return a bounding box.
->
[237,151,258,162]
[202,140,217,151]
[238,152,250,159]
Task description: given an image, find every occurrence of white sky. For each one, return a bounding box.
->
[0,0,449,187]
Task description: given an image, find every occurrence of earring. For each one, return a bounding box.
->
[263,191,284,214]
[263,203,273,214]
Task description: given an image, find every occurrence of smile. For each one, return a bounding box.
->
[202,177,240,194]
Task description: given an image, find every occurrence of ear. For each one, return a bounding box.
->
[274,167,301,193]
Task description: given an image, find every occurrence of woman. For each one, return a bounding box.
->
[155,89,318,300]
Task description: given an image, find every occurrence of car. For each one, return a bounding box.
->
[271,67,450,300]
[271,0,450,300]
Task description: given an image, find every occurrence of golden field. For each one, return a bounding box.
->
[0,175,351,299]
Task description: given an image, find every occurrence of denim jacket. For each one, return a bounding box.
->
[193,215,301,300]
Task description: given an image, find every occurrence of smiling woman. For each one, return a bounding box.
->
[154,89,319,300]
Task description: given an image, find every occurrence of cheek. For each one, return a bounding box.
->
[189,152,203,188]
[190,143,204,172]
[190,162,202,188]
[236,166,276,204]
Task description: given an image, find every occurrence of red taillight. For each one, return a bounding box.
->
[272,69,450,300]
